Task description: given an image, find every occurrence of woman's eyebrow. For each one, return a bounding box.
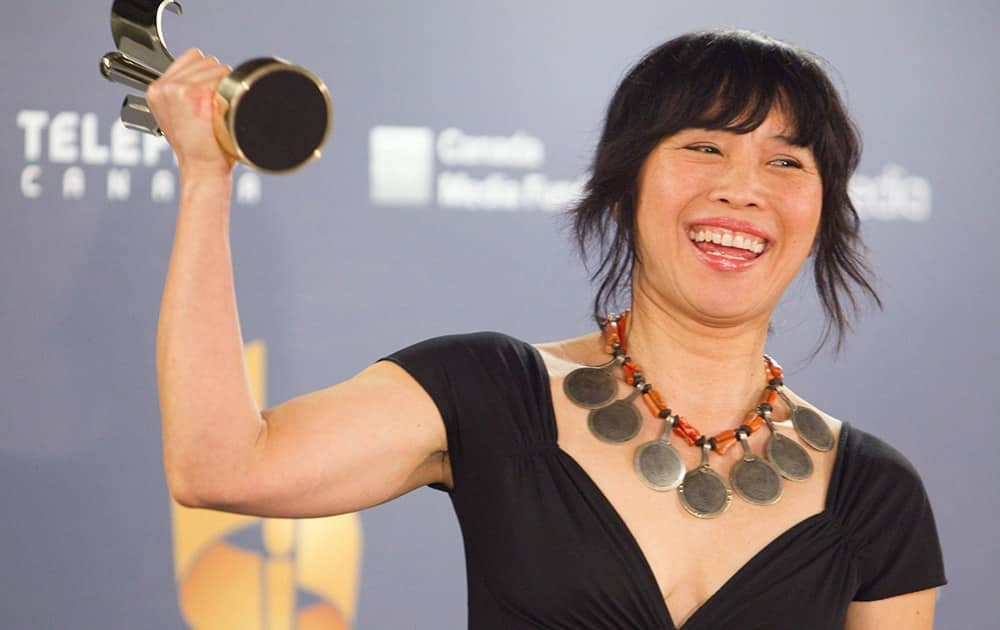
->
[770,133,808,147]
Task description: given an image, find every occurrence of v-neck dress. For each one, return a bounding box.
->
[382,332,946,629]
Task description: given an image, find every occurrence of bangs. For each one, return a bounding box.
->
[644,30,833,149]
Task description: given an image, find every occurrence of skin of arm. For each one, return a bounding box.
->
[153,49,448,518]
[845,588,937,629]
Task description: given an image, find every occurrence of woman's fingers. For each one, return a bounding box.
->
[173,63,231,87]
[169,56,226,83]
[160,48,205,79]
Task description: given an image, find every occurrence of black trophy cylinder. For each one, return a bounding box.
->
[214,58,332,173]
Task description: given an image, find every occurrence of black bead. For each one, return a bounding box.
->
[695,435,706,447]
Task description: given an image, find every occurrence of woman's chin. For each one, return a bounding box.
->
[681,295,771,330]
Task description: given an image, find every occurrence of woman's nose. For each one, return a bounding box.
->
[709,162,766,209]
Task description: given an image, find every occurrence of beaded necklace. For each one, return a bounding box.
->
[563,310,833,518]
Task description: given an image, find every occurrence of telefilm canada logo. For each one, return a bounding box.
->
[16,109,262,205]
[368,125,585,212]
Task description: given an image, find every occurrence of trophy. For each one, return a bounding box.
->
[99,0,332,173]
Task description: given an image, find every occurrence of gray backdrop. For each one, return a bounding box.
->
[1,1,995,628]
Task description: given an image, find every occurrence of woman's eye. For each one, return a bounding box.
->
[686,145,720,154]
[770,158,802,168]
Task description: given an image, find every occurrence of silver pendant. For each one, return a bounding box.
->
[766,430,814,481]
[778,389,834,452]
[588,388,642,443]
[730,433,783,505]
[634,429,684,491]
[564,358,620,409]
[679,444,732,518]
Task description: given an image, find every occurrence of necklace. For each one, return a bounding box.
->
[563,311,833,518]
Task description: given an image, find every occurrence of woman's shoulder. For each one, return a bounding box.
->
[836,421,929,488]
[827,423,946,599]
[820,419,938,547]
[533,331,606,378]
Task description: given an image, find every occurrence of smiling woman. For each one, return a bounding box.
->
[154,27,945,630]
[572,29,877,351]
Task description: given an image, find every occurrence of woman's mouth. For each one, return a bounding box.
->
[687,224,770,270]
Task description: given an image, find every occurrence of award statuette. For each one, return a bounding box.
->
[99,0,332,173]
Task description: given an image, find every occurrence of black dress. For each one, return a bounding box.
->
[382,332,946,629]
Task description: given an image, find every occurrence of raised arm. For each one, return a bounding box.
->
[151,49,449,518]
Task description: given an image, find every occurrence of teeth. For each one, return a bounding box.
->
[687,225,767,254]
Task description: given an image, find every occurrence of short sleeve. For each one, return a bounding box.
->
[379,332,550,494]
[836,427,947,601]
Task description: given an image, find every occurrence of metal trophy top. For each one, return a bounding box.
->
[110,0,181,74]
[100,0,333,174]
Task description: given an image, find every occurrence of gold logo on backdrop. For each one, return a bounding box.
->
[170,340,363,629]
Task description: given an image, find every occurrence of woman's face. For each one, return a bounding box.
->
[632,108,823,329]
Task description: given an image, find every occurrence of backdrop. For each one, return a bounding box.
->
[1,1,995,628]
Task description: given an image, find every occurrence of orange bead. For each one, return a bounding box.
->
[714,430,738,446]
[623,363,636,385]
[673,417,700,446]
[642,391,663,416]
[646,389,667,409]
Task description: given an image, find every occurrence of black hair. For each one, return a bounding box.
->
[570,28,880,351]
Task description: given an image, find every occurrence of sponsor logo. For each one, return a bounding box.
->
[171,340,363,629]
[369,126,434,206]
[16,109,261,205]
[369,125,584,211]
[850,164,931,222]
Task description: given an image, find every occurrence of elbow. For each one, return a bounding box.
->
[162,417,267,510]
[166,467,215,508]
[165,461,250,510]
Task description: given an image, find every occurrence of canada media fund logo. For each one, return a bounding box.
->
[369,125,585,211]
[171,340,363,630]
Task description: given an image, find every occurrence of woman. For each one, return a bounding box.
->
[150,29,945,629]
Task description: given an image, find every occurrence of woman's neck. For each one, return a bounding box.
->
[624,295,773,436]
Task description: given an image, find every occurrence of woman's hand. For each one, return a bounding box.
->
[146,48,235,180]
